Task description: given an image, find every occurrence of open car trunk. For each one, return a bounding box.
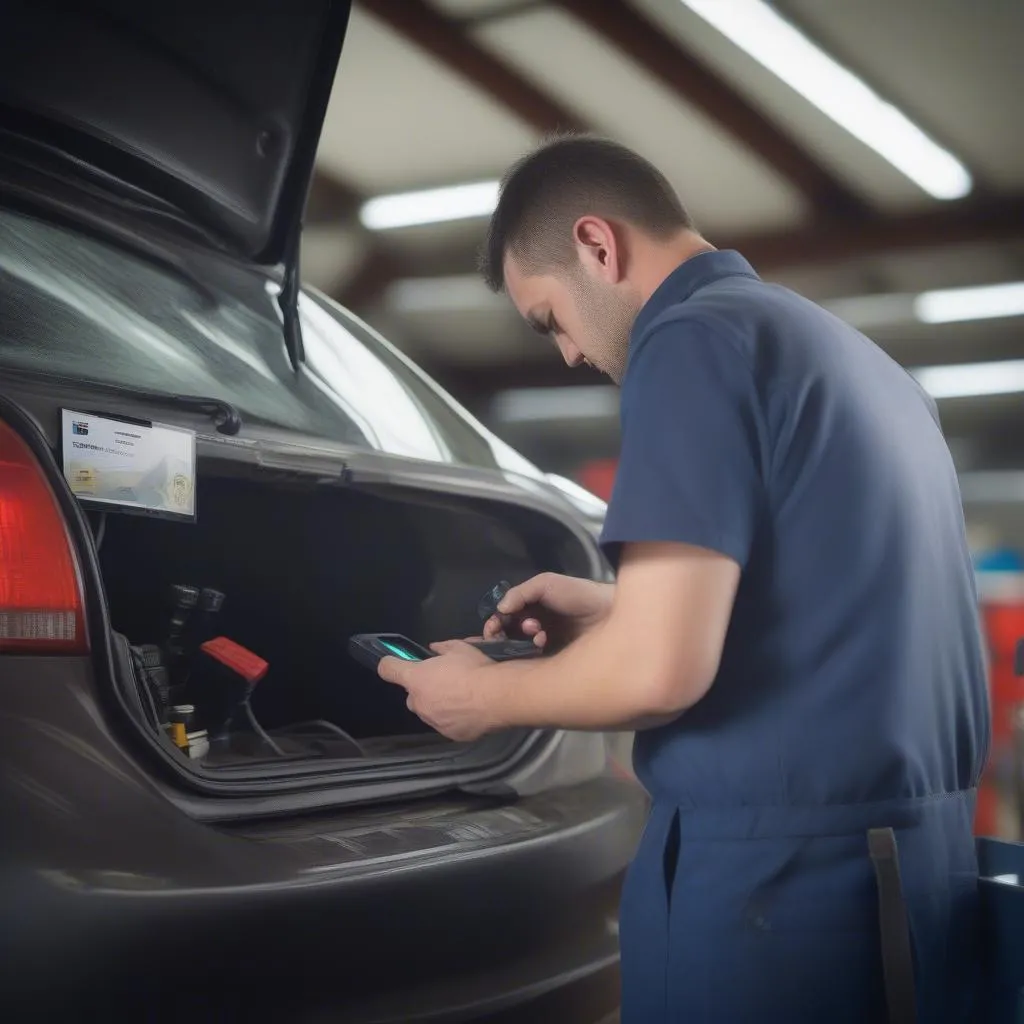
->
[96,454,594,789]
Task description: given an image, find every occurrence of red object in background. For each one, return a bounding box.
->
[976,783,999,839]
[982,602,1024,745]
[576,458,618,502]
[976,597,1024,837]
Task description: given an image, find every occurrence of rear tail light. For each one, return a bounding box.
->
[0,419,88,654]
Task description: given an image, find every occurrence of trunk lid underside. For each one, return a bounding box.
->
[0,0,351,266]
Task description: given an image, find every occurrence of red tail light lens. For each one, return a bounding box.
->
[0,419,88,654]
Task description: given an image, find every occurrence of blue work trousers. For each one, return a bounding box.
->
[619,793,980,1023]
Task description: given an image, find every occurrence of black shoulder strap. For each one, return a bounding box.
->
[868,827,918,1024]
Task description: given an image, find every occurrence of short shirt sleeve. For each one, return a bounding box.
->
[600,320,765,572]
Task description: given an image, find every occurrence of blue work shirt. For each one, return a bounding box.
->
[600,251,990,1023]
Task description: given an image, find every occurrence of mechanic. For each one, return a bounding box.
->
[378,135,989,1023]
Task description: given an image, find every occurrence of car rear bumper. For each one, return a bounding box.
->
[3,779,643,1021]
[0,658,647,1020]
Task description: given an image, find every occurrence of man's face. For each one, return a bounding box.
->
[504,254,640,385]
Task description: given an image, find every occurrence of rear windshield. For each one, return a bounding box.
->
[0,206,503,468]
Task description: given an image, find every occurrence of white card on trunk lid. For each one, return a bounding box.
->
[60,409,196,520]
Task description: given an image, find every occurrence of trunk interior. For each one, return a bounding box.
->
[95,458,591,778]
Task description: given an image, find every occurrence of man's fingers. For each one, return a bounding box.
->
[495,581,538,615]
[378,656,411,686]
[429,639,472,654]
[495,587,529,615]
[405,692,439,733]
[482,617,506,640]
[485,615,545,643]
[496,573,553,615]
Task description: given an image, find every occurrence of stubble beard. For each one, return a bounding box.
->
[572,275,639,385]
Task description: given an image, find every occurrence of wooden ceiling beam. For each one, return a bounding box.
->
[736,193,1024,268]
[360,0,588,135]
[554,0,869,220]
[338,245,408,310]
[306,0,593,288]
[304,170,364,225]
[336,193,1024,308]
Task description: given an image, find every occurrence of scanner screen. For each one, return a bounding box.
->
[379,639,424,662]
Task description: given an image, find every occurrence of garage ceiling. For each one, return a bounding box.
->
[300,0,1024,473]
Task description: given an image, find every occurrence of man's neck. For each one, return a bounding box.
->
[633,231,717,307]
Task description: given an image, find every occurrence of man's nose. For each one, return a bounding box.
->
[560,341,585,367]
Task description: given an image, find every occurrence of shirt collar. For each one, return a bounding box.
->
[630,249,760,342]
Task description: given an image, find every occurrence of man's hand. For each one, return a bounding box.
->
[376,543,740,738]
[462,542,741,733]
[377,641,498,742]
[483,572,614,652]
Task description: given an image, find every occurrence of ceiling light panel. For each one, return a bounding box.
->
[915,282,1024,325]
[678,0,972,200]
[360,180,500,230]
[911,359,1024,399]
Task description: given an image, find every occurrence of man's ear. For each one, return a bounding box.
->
[573,215,624,285]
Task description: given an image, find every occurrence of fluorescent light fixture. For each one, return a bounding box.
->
[822,281,1024,329]
[491,386,619,424]
[386,274,504,313]
[679,0,972,200]
[823,294,916,330]
[911,359,1024,399]
[914,282,1024,325]
[360,180,499,230]
[958,472,1024,504]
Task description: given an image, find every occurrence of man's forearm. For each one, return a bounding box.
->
[482,621,690,732]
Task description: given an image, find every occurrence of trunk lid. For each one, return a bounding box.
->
[0,0,351,267]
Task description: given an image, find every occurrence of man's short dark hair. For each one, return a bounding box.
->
[480,134,694,292]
